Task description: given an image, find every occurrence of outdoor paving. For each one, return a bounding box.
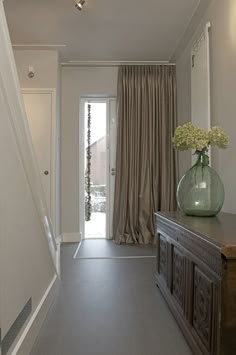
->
[85,212,106,239]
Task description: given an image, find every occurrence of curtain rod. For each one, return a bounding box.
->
[61,61,176,67]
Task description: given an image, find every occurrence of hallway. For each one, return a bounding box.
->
[31,240,191,355]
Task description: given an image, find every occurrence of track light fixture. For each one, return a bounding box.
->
[75,0,85,11]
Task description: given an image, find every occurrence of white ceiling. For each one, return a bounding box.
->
[4,0,208,63]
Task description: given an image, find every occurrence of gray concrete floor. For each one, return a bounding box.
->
[30,240,192,355]
[74,239,157,258]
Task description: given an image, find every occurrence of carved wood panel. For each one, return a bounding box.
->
[172,246,185,311]
[154,213,236,355]
[159,235,167,282]
[157,217,222,276]
[192,266,213,351]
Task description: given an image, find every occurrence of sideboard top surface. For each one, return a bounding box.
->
[155,211,236,258]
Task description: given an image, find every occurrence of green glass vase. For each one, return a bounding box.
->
[177,152,225,217]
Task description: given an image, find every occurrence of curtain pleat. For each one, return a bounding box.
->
[113,66,178,244]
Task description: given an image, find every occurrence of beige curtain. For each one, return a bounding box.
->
[113,65,178,245]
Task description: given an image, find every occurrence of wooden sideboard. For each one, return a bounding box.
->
[155,212,236,355]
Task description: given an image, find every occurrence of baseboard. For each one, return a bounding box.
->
[62,232,81,243]
[9,274,59,355]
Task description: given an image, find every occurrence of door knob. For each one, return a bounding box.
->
[44,170,49,175]
[111,168,115,176]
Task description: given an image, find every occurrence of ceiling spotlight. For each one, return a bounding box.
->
[75,0,85,11]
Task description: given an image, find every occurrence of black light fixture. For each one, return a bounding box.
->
[75,0,85,11]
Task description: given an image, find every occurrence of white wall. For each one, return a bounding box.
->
[0,4,57,353]
[176,52,192,176]
[61,66,118,234]
[13,50,58,88]
[176,0,236,213]
[14,49,61,238]
[0,92,55,336]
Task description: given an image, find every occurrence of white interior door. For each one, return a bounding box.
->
[22,92,52,214]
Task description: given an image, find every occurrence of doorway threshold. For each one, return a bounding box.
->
[73,239,156,259]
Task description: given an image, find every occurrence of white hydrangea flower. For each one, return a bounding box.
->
[172,122,229,152]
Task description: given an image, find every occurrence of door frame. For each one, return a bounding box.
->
[21,88,59,238]
[79,96,116,240]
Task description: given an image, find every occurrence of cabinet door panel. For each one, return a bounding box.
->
[192,266,213,352]
[172,246,185,311]
[159,234,168,283]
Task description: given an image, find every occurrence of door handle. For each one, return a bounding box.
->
[44,170,49,175]
[111,168,115,176]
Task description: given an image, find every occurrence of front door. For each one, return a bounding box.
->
[79,98,117,240]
